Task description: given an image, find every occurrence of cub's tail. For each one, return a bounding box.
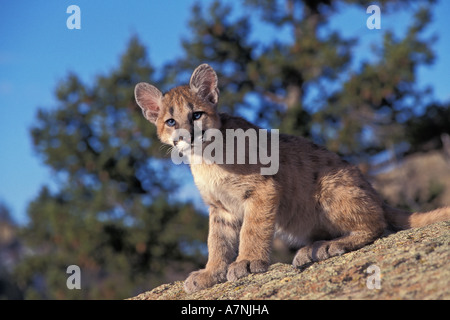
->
[383,205,450,230]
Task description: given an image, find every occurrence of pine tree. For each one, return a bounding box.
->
[15,37,207,299]
[170,0,440,163]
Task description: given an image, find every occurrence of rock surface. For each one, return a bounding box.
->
[130,221,449,300]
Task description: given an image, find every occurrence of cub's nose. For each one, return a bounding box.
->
[174,136,183,146]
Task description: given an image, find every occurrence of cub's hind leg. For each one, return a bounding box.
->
[293,169,386,268]
[292,230,381,267]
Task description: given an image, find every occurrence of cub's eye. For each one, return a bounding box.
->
[165,119,176,127]
[193,112,204,121]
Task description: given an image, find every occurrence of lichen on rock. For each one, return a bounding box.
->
[130,221,449,300]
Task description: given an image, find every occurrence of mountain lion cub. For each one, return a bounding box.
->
[135,64,450,293]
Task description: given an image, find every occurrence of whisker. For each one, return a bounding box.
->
[160,144,175,156]
[159,144,167,151]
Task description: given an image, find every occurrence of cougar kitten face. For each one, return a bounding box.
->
[135,65,221,154]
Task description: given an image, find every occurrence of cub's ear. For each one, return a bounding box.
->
[189,64,219,106]
[134,82,163,124]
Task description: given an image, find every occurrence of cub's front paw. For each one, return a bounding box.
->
[226,260,269,282]
[184,269,226,294]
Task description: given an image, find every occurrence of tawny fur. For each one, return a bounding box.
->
[134,64,450,294]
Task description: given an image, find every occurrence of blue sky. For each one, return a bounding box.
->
[1,0,449,224]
